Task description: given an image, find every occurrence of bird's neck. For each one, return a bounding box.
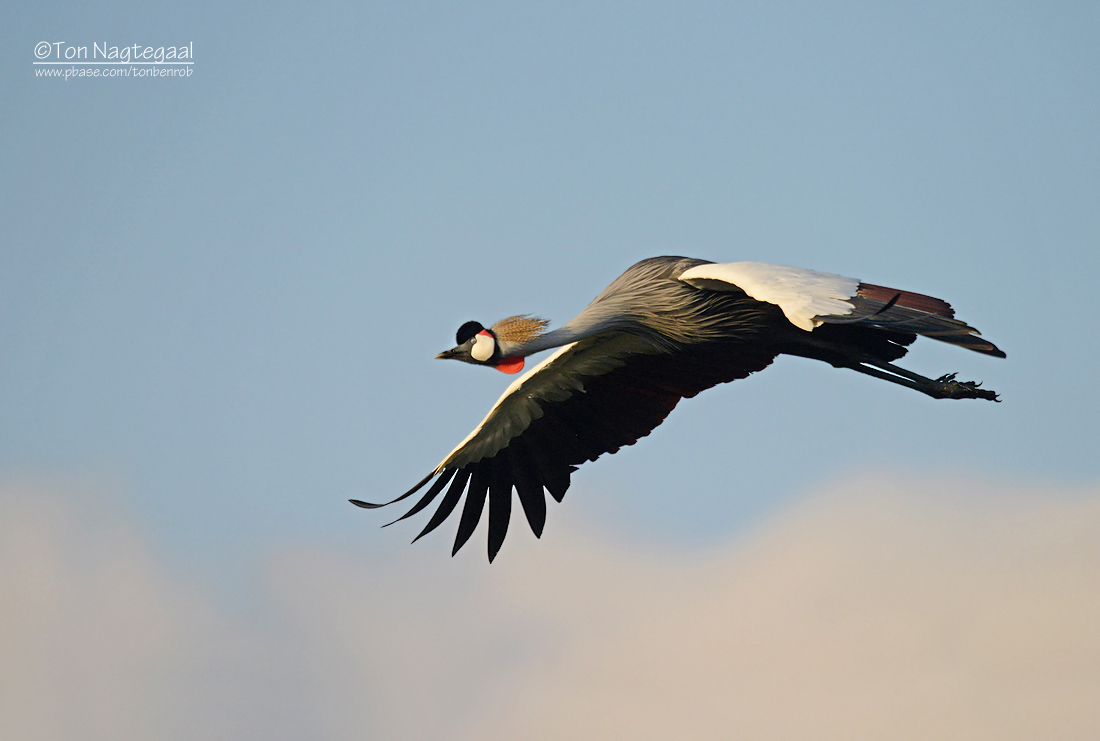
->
[511,325,586,357]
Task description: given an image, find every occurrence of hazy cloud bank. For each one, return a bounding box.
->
[3,473,1098,739]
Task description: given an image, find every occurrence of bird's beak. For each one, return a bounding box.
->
[435,347,461,360]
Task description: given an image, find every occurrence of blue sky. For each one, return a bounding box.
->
[3,2,1099,737]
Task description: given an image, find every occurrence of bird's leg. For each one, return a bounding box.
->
[848,358,1000,401]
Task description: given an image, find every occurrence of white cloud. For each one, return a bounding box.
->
[0,476,315,741]
[3,472,1099,740]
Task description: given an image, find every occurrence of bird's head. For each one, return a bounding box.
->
[436,315,549,374]
[436,321,526,374]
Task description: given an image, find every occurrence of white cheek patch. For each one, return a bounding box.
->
[471,332,496,362]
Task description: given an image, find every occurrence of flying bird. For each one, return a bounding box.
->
[353,257,1004,561]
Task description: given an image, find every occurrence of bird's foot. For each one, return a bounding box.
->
[933,373,1000,402]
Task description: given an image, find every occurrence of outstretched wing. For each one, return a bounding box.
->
[679,261,1004,357]
[352,331,777,562]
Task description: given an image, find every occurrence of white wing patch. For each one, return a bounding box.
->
[679,261,859,331]
[435,343,578,471]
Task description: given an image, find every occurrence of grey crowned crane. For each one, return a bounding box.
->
[353,256,1004,561]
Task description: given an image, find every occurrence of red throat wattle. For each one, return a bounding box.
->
[495,356,525,374]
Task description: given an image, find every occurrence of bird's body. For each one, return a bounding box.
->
[354,257,1004,561]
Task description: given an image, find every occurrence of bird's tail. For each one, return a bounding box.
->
[818,283,1005,358]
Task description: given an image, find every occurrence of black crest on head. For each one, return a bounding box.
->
[455,321,485,344]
